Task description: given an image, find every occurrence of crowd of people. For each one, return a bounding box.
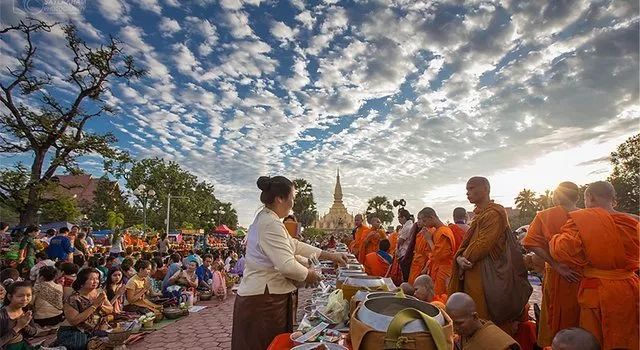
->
[0,224,246,350]
[346,177,638,350]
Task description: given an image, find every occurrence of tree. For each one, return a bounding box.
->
[608,134,639,214]
[87,176,131,229]
[292,179,318,228]
[106,211,124,230]
[110,157,238,231]
[514,189,539,220]
[365,196,394,224]
[537,190,553,210]
[40,195,81,222]
[0,19,144,225]
[303,227,327,242]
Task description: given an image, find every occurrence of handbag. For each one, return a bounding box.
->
[480,227,532,324]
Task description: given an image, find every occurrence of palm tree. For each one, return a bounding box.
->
[515,189,539,218]
[537,190,553,210]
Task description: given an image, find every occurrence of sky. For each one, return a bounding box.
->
[0,0,638,227]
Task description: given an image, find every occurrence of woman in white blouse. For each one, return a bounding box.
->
[231,176,347,350]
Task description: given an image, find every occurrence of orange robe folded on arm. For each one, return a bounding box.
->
[358,228,388,263]
[448,202,509,325]
[522,206,580,347]
[549,208,639,350]
[388,231,399,256]
[351,226,371,263]
[448,223,466,253]
[408,228,432,284]
[428,226,455,296]
[364,251,392,277]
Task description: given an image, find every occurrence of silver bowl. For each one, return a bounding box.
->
[356,296,445,333]
[343,275,386,289]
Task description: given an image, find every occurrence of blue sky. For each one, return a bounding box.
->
[1,0,638,226]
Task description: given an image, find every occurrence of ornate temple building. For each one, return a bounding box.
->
[314,170,355,233]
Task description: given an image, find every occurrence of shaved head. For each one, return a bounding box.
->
[584,181,617,209]
[445,292,481,337]
[552,327,600,350]
[586,181,616,201]
[418,207,438,218]
[554,181,580,205]
[467,177,490,191]
[446,292,476,315]
[466,177,491,205]
[413,275,434,302]
[453,207,467,221]
[370,217,382,229]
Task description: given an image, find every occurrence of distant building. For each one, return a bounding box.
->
[47,174,118,209]
[314,170,355,234]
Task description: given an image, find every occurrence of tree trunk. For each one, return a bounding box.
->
[20,150,45,226]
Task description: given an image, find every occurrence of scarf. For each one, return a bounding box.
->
[377,250,393,265]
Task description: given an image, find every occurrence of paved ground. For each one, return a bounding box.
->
[127,296,235,350]
[127,279,542,349]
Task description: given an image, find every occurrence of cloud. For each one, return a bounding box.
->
[96,0,130,23]
[159,17,181,37]
[295,10,315,30]
[132,0,163,14]
[271,21,298,41]
[223,10,254,38]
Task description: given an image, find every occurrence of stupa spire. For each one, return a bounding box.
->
[334,168,343,202]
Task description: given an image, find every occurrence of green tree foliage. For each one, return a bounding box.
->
[111,158,238,231]
[303,227,327,242]
[106,211,124,229]
[87,176,133,229]
[608,134,639,214]
[537,190,553,210]
[0,20,144,225]
[514,189,539,219]
[40,195,81,223]
[292,179,318,228]
[365,196,394,224]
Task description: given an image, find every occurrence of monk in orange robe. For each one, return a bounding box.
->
[449,207,470,252]
[413,274,447,306]
[448,177,513,328]
[358,217,388,263]
[522,182,582,347]
[446,292,520,350]
[388,225,401,255]
[350,214,371,263]
[408,226,432,284]
[550,181,639,350]
[364,239,393,277]
[416,207,455,296]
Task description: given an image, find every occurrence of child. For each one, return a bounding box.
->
[211,261,226,301]
[0,281,61,349]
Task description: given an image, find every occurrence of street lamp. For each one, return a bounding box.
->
[133,184,156,233]
[213,206,225,226]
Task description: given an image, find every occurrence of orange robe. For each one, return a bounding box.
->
[522,205,580,347]
[549,208,639,350]
[364,251,391,277]
[351,225,371,263]
[408,228,432,284]
[448,202,509,324]
[448,223,466,253]
[358,228,388,263]
[388,231,399,255]
[428,226,455,296]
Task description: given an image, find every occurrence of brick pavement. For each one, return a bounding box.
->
[126,281,541,350]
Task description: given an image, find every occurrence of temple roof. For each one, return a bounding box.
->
[334,168,343,202]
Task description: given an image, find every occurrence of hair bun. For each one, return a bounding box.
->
[256,176,272,191]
